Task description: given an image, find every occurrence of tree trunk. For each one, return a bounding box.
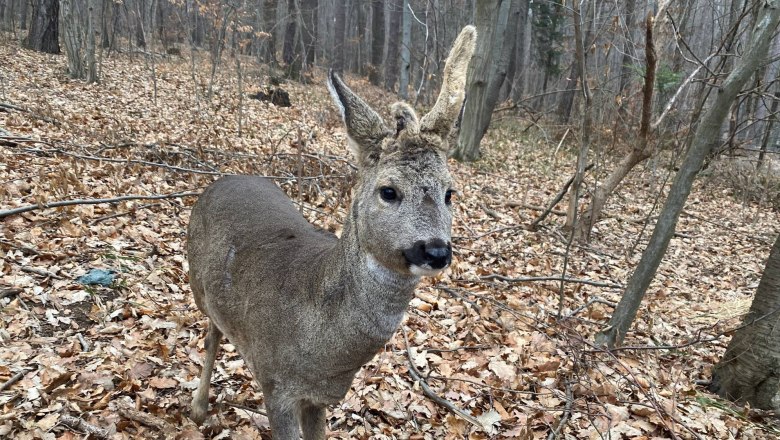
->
[332,0,345,71]
[399,0,411,99]
[452,0,515,162]
[384,0,401,91]
[368,0,384,86]
[498,0,520,103]
[299,0,317,70]
[511,0,531,103]
[60,0,84,78]
[19,0,28,30]
[709,234,780,410]
[595,0,780,349]
[563,0,591,230]
[23,0,59,53]
[616,0,637,116]
[86,0,98,83]
[282,0,299,78]
[576,12,656,241]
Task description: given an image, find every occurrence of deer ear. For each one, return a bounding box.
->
[327,70,390,167]
[420,26,477,143]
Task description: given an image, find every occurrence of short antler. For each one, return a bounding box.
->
[419,26,477,139]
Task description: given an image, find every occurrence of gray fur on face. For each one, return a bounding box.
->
[187,26,476,440]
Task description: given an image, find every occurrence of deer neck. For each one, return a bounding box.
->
[317,213,419,340]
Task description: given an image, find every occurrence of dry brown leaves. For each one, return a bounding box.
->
[1,41,779,439]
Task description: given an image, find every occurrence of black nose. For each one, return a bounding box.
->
[403,239,452,270]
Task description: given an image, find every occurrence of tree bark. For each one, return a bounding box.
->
[384,0,402,91]
[299,0,317,70]
[563,0,591,230]
[282,0,300,78]
[616,0,637,116]
[368,0,384,86]
[60,0,84,78]
[332,0,345,71]
[23,0,59,53]
[576,12,656,241]
[595,0,780,349]
[709,234,780,410]
[452,0,515,162]
[399,0,411,99]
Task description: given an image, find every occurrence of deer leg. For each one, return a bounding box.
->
[299,401,326,440]
[191,321,222,425]
[263,388,301,440]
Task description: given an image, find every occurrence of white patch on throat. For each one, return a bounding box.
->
[409,265,445,277]
[366,254,418,285]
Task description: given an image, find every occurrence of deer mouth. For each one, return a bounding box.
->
[402,239,452,276]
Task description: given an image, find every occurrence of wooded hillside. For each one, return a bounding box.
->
[1,0,780,438]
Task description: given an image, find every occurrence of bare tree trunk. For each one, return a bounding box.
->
[576,12,657,241]
[616,0,637,117]
[282,0,299,77]
[563,0,591,230]
[368,0,384,85]
[61,0,84,78]
[86,0,98,83]
[709,233,780,411]
[452,0,515,162]
[23,0,59,53]
[595,0,780,349]
[261,0,277,64]
[498,0,520,102]
[757,90,779,169]
[332,0,345,71]
[19,0,27,30]
[384,0,401,91]
[299,0,317,72]
[399,0,411,99]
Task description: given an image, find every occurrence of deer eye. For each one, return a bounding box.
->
[379,187,398,202]
[445,189,454,205]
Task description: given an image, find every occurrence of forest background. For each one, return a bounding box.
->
[1,0,780,438]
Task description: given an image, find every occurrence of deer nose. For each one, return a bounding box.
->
[403,239,452,270]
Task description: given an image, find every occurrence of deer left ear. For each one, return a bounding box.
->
[327,70,390,167]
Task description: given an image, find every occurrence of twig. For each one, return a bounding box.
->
[0,191,201,219]
[529,163,595,230]
[402,327,483,430]
[76,333,90,352]
[89,203,160,225]
[21,266,63,280]
[117,404,174,432]
[546,380,574,440]
[478,274,623,289]
[0,369,29,392]
[507,202,565,216]
[0,288,23,300]
[564,297,617,319]
[0,102,60,125]
[59,415,109,439]
[222,400,268,416]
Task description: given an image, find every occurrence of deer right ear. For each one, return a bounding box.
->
[327,70,390,167]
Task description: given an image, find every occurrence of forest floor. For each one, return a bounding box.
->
[1,40,780,440]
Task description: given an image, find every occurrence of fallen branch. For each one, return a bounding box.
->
[0,191,201,219]
[0,102,60,125]
[89,203,160,225]
[529,163,594,231]
[564,296,617,318]
[402,327,483,430]
[479,274,623,289]
[21,266,63,280]
[117,404,174,432]
[0,368,29,392]
[59,415,109,439]
[0,288,23,300]
[507,202,565,216]
[546,380,574,440]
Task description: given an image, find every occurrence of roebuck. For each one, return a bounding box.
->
[187,26,476,439]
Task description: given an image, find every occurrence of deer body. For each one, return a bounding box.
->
[187,26,476,439]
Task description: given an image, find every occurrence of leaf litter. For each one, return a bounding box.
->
[1,42,779,439]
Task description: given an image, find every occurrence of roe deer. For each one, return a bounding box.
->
[186,26,476,439]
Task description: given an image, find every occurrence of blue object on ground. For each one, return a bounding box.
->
[76,269,116,286]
